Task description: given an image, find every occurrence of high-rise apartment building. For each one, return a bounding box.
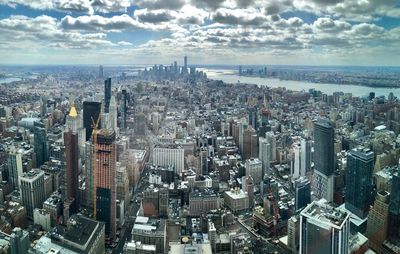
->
[345,147,374,218]
[313,119,335,202]
[294,177,311,213]
[300,200,350,254]
[33,121,48,167]
[95,129,116,242]
[6,146,23,190]
[366,190,390,253]
[20,169,46,218]
[64,131,79,210]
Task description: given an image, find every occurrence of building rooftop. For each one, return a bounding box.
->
[132,216,165,236]
[301,199,349,229]
[225,189,248,200]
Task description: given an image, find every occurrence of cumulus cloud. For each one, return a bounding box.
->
[1,0,400,65]
[212,8,268,26]
[134,9,175,23]
[134,0,186,10]
[0,0,131,13]
[0,15,120,49]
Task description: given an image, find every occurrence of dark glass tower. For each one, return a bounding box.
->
[33,121,48,167]
[295,178,311,213]
[345,147,374,218]
[64,131,79,210]
[248,107,259,130]
[314,119,335,176]
[104,78,111,113]
[83,101,102,141]
[389,166,400,239]
[120,89,127,129]
[95,130,116,242]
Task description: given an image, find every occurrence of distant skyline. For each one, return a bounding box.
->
[0,0,400,66]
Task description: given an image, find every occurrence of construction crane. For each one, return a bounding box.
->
[91,112,101,220]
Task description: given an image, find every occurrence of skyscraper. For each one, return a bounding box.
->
[389,165,400,239]
[345,147,374,218]
[366,190,390,253]
[294,177,311,213]
[104,78,111,113]
[95,129,116,242]
[313,119,335,202]
[83,101,102,141]
[64,131,79,210]
[300,200,350,254]
[20,169,46,218]
[300,138,312,176]
[6,146,23,190]
[10,227,30,254]
[108,95,117,132]
[99,65,103,79]
[33,121,48,167]
[314,119,335,176]
[184,55,187,74]
[248,107,259,130]
[120,89,127,130]
[259,137,270,176]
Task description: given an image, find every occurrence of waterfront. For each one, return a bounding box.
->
[202,68,400,98]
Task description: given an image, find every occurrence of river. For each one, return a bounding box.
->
[201,68,400,98]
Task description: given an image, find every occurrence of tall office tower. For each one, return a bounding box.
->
[294,177,311,213]
[120,89,127,130]
[200,147,208,175]
[248,107,259,130]
[95,129,117,242]
[313,119,335,202]
[33,121,48,167]
[246,175,254,208]
[84,141,94,209]
[300,138,312,176]
[266,132,277,162]
[83,101,102,141]
[184,55,188,74]
[6,146,23,190]
[288,216,300,253]
[291,144,301,178]
[345,147,374,218]
[174,61,178,73]
[108,95,117,132]
[159,188,169,218]
[366,191,390,253]
[242,127,257,160]
[99,65,103,78]
[66,98,78,132]
[389,165,400,239]
[116,163,129,211]
[259,107,270,137]
[10,227,30,254]
[64,131,79,210]
[245,158,262,185]
[300,200,350,254]
[104,78,111,113]
[239,65,242,76]
[259,137,270,176]
[20,169,46,218]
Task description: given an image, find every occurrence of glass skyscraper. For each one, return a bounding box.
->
[345,147,374,218]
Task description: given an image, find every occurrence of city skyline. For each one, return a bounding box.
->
[0,0,400,66]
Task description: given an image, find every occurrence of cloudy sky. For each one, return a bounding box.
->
[0,0,400,66]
